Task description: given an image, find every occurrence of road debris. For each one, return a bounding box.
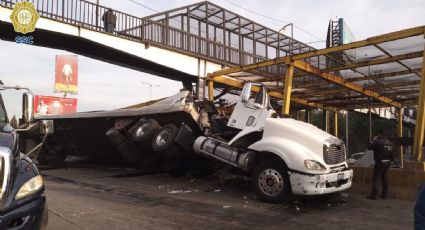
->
[168,190,192,194]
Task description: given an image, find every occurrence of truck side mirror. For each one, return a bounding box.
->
[22,93,34,124]
[41,120,54,134]
[241,82,252,103]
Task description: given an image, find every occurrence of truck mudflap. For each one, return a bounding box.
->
[288,169,353,195]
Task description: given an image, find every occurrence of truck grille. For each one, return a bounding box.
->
[323,139,346,165]
[0,148,12,200]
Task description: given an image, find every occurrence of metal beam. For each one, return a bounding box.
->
[208,26,425,78]
[209,57,289,77]
[208,80,214,101]
[413,42,425,161]
[211,26,425,77]
[282,64,294,115]
[334,112,338,137]
[293,26,425,61]
[367,80,420,90]
[292,60,402,108]
[209,75,338,112]
[346,68,422,82]
[323,51,423,73]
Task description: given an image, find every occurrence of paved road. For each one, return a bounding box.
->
[42,161,414,230]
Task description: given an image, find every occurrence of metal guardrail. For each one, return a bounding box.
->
[0,0,282,76]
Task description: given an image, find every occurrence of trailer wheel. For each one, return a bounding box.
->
[130,119,160,142]
[152,124,179,152]
[251,160,291,203]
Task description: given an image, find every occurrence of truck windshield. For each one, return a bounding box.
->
[0,98,7,124]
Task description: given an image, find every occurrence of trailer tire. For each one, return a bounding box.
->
[130,119,160,142]
[106,128,141,166]
[152,124,179,152]
[251,160,291,203]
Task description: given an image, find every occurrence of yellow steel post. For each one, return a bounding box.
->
[282,64,295,115]
[398,108,404,168]
[334,111,338,137]
[208,79,214,101]
[413,42,425,161]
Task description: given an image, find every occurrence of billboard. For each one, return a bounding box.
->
[34,95,77,116]
[55,55,78,94]
[338,18,355,45]
[326,18,356,64]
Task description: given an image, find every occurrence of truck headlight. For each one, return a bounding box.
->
[304,160,327,171]
[15,175,43,200]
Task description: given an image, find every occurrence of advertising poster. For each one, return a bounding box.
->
[34,95,77,116]
[55,55,78,94]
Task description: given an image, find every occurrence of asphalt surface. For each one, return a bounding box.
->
[42,160,415,230]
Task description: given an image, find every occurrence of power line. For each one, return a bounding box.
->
[128,0,158,13]
[217,0,323,41]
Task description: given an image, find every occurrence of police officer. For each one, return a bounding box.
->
[367,133,394,200]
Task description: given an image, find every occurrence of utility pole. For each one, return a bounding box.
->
[141,82,159,101]
[279,23,293,54]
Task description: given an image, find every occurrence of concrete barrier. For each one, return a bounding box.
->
[350,161,425,200]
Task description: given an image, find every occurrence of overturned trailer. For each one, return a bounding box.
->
[29,83,353,203]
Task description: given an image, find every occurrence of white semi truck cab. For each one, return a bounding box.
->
[193,82,353,202]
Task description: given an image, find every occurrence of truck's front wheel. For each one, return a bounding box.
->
[251,160,291,203]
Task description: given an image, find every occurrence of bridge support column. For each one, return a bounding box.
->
[208,80,214,101]
[197,59,207,100]
[282,64,294,115]
[413,42,425,161]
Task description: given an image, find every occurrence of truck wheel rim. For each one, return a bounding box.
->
[156,129,171,146]
[258,169,284,197]
[136,122,151,137]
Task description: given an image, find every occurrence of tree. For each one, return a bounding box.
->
[10,115,18,128]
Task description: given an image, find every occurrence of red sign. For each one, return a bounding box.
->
[55,55,78,94]
[34,95,77,115]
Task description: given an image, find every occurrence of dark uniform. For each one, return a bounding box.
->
[102,9,117,33]
[415,184,425,229]
[367,135,393,199]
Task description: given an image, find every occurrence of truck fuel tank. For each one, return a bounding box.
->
[193,136,257,172]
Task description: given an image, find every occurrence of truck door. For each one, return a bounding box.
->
[227,83,269,130]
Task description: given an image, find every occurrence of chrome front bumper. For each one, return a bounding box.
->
[288,169,353,195]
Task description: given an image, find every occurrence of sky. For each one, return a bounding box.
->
[0,0,424,119]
